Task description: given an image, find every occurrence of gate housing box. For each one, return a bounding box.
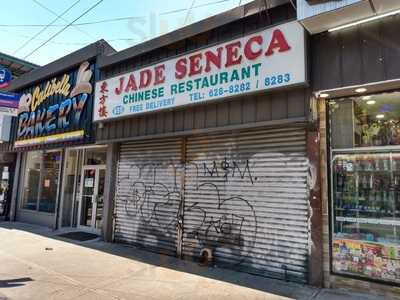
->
[297,0,400,34]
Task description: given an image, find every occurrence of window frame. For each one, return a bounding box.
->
[19,149,63,215]
[327,94,400,287]
[329,91,400,150]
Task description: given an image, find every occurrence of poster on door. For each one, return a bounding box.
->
[84,178,94,188]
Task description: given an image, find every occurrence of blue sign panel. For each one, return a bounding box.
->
[0,91,20,116]
[0,68,12,89]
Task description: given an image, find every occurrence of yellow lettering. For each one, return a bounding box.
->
[27,74,71,112]
[61,75,71,96]
[44,82,51,99]
[31,87,40,111]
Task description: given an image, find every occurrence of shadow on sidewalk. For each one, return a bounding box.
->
[0,221,321,299]
[0,277,33,288]
[0,222,397,300]
[0,221,354,300]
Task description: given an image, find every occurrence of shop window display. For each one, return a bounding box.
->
[330,92,400,149]
[20,150,61,213]
[329,91,400,284]
[39,152,61,213]
[21,152,41,210]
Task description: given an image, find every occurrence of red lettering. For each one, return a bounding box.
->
[98,105,108,117]
[154,64,165,85]
[125,74,138,92]
[115,77,125,95]
[139,69,152,89]
[189,53,203,77]
[265,29,291,56]
[100,81,108,93]
[244,35,263,60]
[99,95,107,104]
[204,47,223,72]
[225,41,242,67]
[175,58,187,79]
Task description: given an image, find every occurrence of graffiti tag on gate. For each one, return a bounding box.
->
[117,158,258,265]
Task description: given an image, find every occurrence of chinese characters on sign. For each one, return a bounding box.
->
[98,81,109,118]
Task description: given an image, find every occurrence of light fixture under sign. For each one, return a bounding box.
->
[355,87,367,93]
[319,93,330,98]
[376,114,385,119]
[329,9,400,33]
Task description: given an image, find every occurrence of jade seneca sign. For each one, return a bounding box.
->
[94,21,306,122]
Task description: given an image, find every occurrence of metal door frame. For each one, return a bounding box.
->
[77,164,106,233]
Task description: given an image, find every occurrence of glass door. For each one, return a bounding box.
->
[78,165,106,232]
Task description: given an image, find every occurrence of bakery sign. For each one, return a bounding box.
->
[15,62,94,148]
[94,21,306,122]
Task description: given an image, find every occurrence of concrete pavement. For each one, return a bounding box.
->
[0,222,393,300]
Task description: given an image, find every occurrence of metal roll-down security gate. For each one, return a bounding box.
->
[114,126,310,283]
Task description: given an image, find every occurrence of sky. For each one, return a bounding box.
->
[1,0,253,66]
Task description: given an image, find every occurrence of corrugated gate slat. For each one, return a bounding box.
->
[115,138,182,255]
[182,127,309,283]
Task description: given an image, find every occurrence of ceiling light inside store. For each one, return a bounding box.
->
[355,88,367,93]
[366,100,376,105]
[362,96,371,100]
[329,9,400,32]
[376,114,385,119]
[319,93,329,98]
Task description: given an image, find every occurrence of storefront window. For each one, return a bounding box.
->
[21,152,41,210]
[84,148,106,165]
[329,91,400,283]
[21,150,62,213]
[330,92,400,149]
[39,152,61,213]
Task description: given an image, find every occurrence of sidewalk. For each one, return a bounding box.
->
[0,222,393,300]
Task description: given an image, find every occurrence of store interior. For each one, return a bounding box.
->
[329,91,400,283]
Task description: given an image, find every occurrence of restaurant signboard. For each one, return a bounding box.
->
[94,21,306,122]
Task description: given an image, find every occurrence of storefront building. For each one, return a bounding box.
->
[0,53,39,219]
[305,0,400,297]
[3,0,400,295]
[7,40,115,232]
[93,0,323,285]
